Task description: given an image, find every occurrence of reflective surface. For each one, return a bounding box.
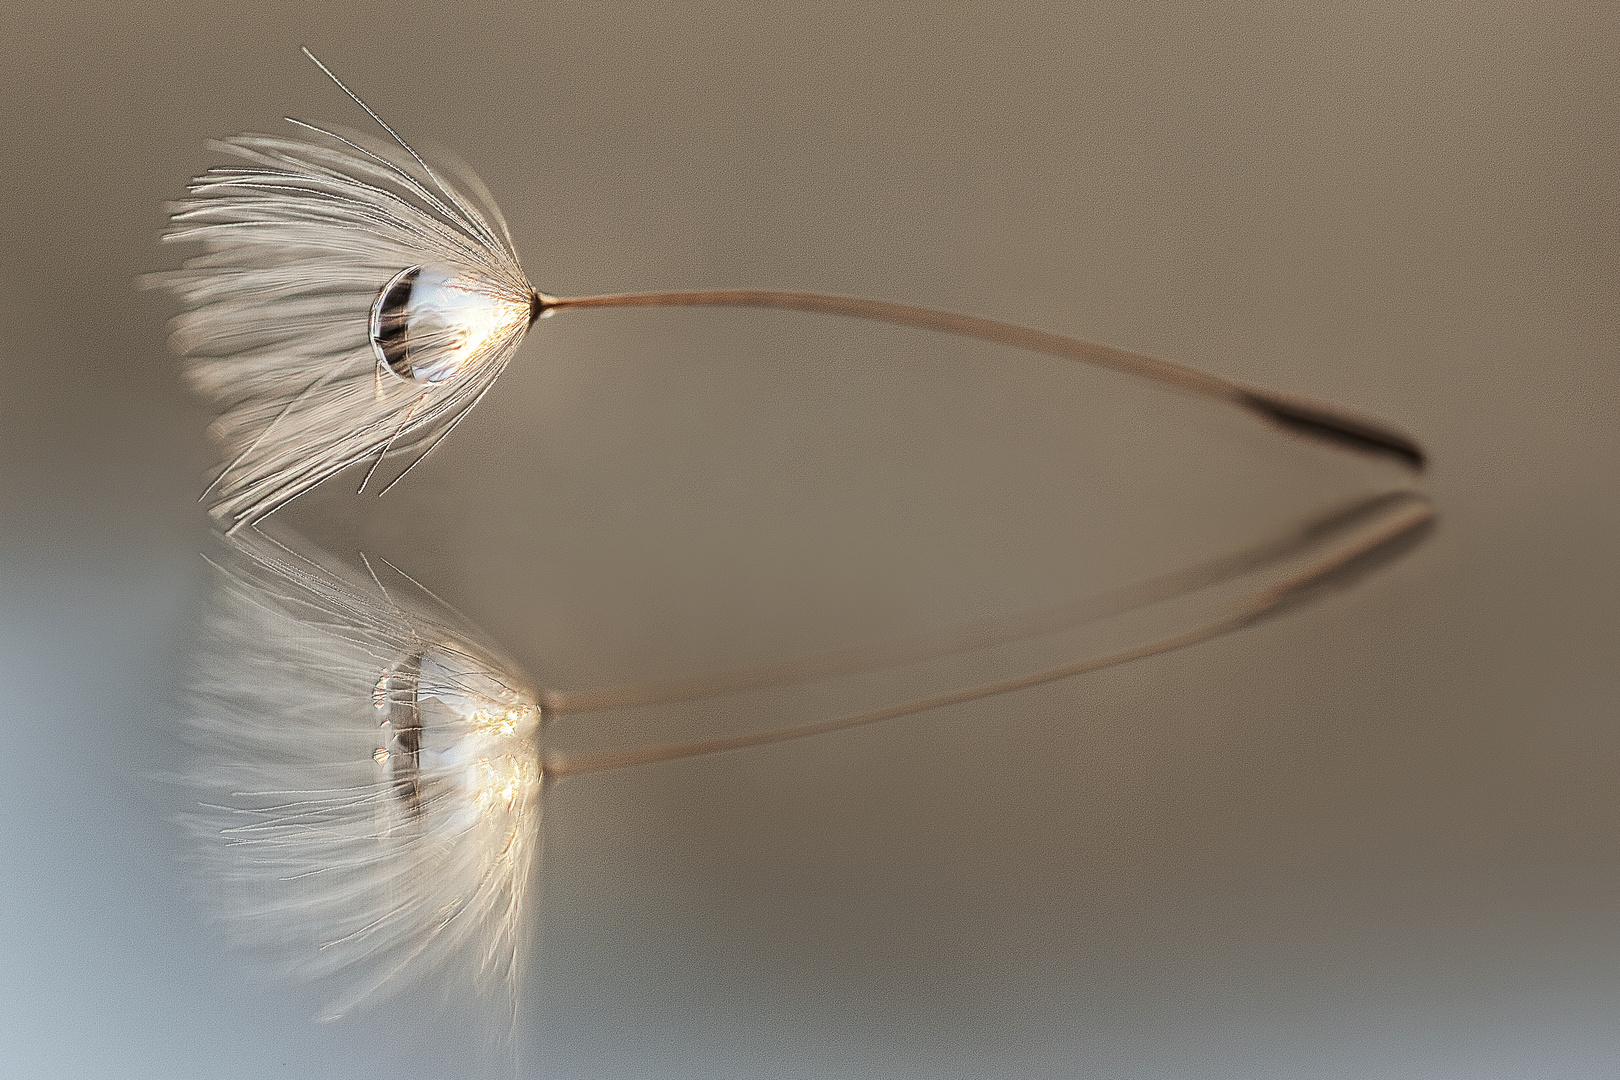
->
[2,4,1616,1078]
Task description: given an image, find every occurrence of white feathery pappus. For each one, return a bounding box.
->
[148,49,539,533]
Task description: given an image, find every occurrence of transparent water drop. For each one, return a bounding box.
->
[369,265,536,385]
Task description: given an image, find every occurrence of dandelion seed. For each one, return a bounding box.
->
[149,49,1424,533]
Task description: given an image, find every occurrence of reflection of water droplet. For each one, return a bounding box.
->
[369,264,533,385]
[407,649,540,823]
[369,644,542,823]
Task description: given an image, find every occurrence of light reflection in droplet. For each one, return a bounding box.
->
[369,264,535,385]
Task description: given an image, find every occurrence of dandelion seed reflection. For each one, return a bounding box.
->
[188,487,1433,1020]
[188,525,542,1021]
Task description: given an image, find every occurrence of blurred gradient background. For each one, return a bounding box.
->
[1,2,1616,1077]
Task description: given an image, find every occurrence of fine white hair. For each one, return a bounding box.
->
[148,51,535,531]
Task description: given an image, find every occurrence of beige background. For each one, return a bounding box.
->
[1,3,1616,1077]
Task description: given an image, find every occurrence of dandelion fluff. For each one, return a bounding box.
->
[187,525,541,1019]
[149,50,537,530]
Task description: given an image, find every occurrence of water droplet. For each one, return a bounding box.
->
[369,265,532,385]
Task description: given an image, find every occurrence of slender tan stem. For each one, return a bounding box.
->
[540,289,1425,470]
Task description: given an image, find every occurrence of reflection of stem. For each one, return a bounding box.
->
[542,491,1434,777]
[542,490,1423,715]
[541,289,1426,470]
